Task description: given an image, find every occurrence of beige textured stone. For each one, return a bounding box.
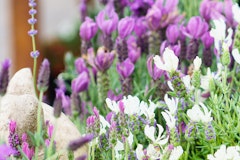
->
[0,68,87,159]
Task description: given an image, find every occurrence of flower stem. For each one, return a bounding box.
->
[35,90,44,159]
[124,141,129,160]
[184,142,190,160]
[112,147,115,160]
[47,119,58,157]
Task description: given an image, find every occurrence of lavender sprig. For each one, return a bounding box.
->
[28,0,39,95]
[0,59,11,95]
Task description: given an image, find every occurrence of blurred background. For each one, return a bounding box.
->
[0,0,82,75]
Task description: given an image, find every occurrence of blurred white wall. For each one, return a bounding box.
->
[39,0,80,41]
[0,0,13,63]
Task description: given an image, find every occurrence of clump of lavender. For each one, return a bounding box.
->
[8,120,20,156]
[0,59,11,95]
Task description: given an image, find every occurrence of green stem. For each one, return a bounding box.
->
[35,90,44,159]
[112,147,115,160]
[184,142,190,160]
[91,143,95,160]
[124,141,129,160]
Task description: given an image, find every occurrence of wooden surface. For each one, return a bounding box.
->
[11,0,42,72]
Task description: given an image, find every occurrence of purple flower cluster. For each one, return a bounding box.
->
[0,59,11,95]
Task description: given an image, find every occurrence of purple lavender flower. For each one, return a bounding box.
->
[37,59,50,91]
[146,5,162,30]
[0,59,11,95]
[201,32,214,67]
[201,32,214,49]
[134,17,147,38]
[79,0,87,22]
[75,57,89,74]
[94,47,115,72]
[107,90,123,101]
[224,0,238,28]
[127,36,141,64]
[22,142,34,160]
[86,116,96,127]
[106,112,114,124]
[128,0,154,17]
[118,17,135,39]
[200,0,223,23]
[147,55,164,81]
[68,134,94,151]
[96,5,119,35]
[0,144,17,159]
[166,24,180,44]
[30,50,40,58]
[182,16,209,60]
[71,71,89,93]
[8,120,20,156]
[116,58,135,79]
[182,16,209,39]
[80,17,98,42]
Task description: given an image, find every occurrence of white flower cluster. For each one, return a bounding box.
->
[207,145,240,160]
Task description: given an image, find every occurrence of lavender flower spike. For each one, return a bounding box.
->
[96,5,119,36]
[80,17,98,42]
[117,58,135,79]
[37,59,50,92]
[53,89,63,118]
[118,17,135,39]
[94,47,115,72]
[0,59,11,95]
[71,71,89,93]
[68,134,94,151]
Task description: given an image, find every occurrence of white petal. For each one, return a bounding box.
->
[232,48,240,64]
[233,4,240,23]
[136,144,144,159]
[144,125,156,142]
[106,98,119,113]
[153,55,166,70]
[127,132,134,146]
[193,56,202,71]
[167,81,174,91]
[169,146,184,160]
[163,47,179,71]
[162,111,176,129]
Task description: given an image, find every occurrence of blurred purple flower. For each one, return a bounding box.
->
[53,89,63,118]
[79,0,87,22]
[118,17,135,39]
[224,0,238,27]
[147,55,165,80]
[146,5,162,30]
[116,58,135,79]
[128,0,154,17]
[71,71,89,93]
[68,134,94,151]
[160,41,181,56]
[0,144,17,159]
[93,107,99,118]
[75,57,89,74]
[94,47,115,72]
[37,58,50,91]
[107,90,123,101]
[166,24,179,44]
[22,142,34,159]
[200,0,223,22]
[127,36,141,63]
[96,5,119,35]
[182,16,209,39]
[80,17,98,42]
[0,59,11,95]
[134,17,147,37]
[201,32,214,49]
[9,120,16,133]
[106,112,114,124]
[86,115,96,127]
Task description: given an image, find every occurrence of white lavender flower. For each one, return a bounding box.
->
[169,146,184,160]
[153,47,179,72]
[207,145,240,160]
[144,124,168,147]
[187,103,213,123]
